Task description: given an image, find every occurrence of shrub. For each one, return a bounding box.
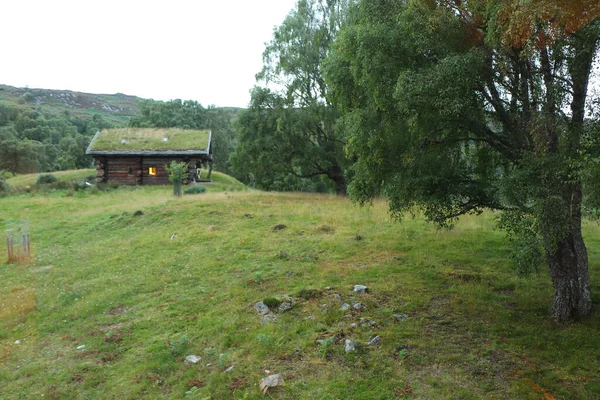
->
[262,297,281,309]
[165,161,188,197]
[184,185,206,195]
[0,177,10,197]
[36,174,58,184]
[0,170,13,180]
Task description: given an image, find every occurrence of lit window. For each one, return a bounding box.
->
[148,167,157,176]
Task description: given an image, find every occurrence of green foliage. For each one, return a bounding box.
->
[0,176,9,197]
[168,335,190,358]
[317,337,334,359]
[0,102,112,174]
[326,0,600,320]
[296,288,321,300]
[231,0,351,194]
[130,100,236,174]
[183,185,207,195]
[36,174,57,184]
[262,297,281,309]
[164,161,188,197]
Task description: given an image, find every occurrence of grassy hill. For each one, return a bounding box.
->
[0,173,599,399]
[0,84,143,125]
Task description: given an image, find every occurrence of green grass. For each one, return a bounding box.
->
[0,181,599,399]
[90,128,210,152]
[6,169,96,189]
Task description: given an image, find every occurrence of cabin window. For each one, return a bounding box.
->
[127,167,133,175]
[148,167,157,176]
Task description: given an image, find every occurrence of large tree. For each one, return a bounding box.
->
[326,0,600,322]
[232,0,351,194]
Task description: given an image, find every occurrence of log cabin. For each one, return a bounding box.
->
[86,128,213,185]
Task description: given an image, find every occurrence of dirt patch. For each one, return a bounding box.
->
[187,379,205,388]
[228,377,247,392]
[106,305,127,315]
[273,224,288,231]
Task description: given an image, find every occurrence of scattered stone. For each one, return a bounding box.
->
[353,303,365,311]
[353,285,368,294]
[281,295,296,305]
[244,213,253,218]
[133,210,144,216]
[353,235,363,241]
[367,335,381,346]
[254,302,270,315]
[393,314,409,321]
[306,315,316,320]
[225,365,235,373]
[279,302,293,313]
[14,340,21,345]
[333,294,342,302]
[76,345,86,350]
[345,339,356,353]
[260,313,277,325]
[273,224,287,231]
[360,318,377,327]
[350,323,358,328]
[321,304,327,312]
[341,303,351,311]
[260,373,285,394]
[325,286,332,291]
[185,355,202,364]
[170,233,177,240]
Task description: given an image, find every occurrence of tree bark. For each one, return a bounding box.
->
[327,164,347,195]
[545,186,592,323]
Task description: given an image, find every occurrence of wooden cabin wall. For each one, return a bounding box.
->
[94,156,203,185]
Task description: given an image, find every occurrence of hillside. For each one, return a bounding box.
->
[0,84,142,125]
[0,174,599,399]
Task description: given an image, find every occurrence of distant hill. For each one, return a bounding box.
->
[0,84,143,125]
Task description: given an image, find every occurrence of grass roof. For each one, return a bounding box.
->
[89,128,210,152]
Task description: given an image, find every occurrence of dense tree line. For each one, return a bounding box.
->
[234,0,600,322]
[130,99,237,174]
[0,105,111,174]
[231,0,351,194]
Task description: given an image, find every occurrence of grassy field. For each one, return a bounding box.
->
[0,172,599,399]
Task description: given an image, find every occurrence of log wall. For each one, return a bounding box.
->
[93,156,206,186]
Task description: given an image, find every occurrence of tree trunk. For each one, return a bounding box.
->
[327,164,347,195]
[545,187,592,323]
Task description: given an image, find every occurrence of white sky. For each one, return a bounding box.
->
[0,0,298,108]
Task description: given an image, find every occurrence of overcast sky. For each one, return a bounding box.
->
[0,0,298,108]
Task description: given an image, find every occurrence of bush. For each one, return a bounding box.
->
[36,174,58,184]
[184,185,207,195]
[262,297,282,309]
[0,170,13,180]
[0,177,10,197]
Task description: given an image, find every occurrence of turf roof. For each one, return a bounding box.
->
[88,128,211,153]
